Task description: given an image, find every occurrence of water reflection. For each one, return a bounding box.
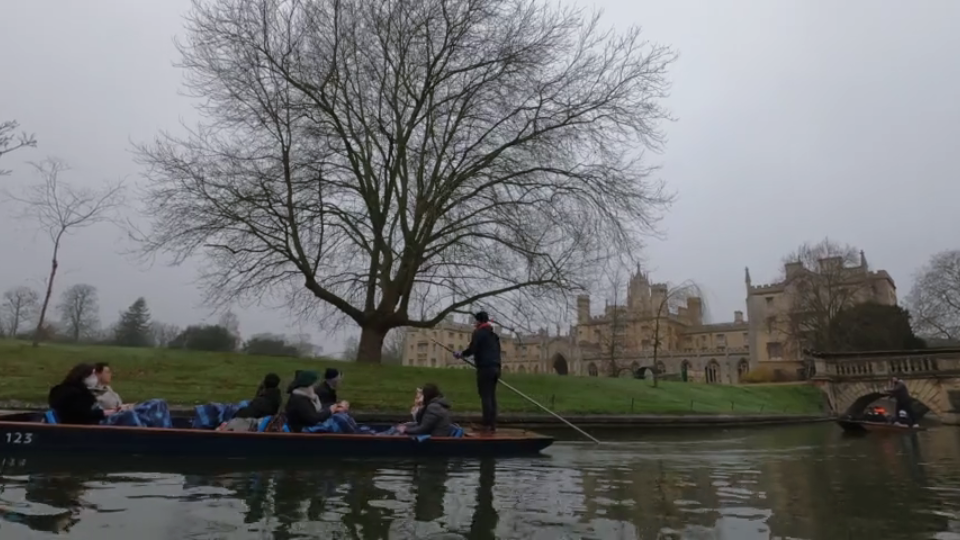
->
[2,425,960,538]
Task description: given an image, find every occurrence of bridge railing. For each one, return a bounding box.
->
[813,353,960,379]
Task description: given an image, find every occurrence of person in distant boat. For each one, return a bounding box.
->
[887,377,917,426]
[315,368,349,413]
[285,370,344,432]
[89,362,124,410]
[222,373,283,432]
[397,383,453,437]
[863,405,886,422]
[454,311,501,433]
[49,363,119,425]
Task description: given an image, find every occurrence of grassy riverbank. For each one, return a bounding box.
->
[0,340,824,415]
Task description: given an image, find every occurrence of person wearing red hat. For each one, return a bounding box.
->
[455,311,501,433]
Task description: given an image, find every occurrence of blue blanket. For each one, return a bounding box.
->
[300,413,464,438]
[101,399,173,428]
[192,400,250,429]
[303,412,377,434]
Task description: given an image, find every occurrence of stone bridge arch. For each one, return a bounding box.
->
[830,379,944,420]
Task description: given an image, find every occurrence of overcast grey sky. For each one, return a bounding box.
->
[1,1,958,348]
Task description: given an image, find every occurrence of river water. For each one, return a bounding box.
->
[1,423,959,539]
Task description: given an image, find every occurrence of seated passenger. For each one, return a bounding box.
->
[315,368,349,412]
[397,383,452,437]
[222,373,283,432]
[49,363,119,425]
[285,370,343,432]
[411,387,423,422]
[90,362,125,410]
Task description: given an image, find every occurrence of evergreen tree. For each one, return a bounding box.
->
[169,324,237,352]
[114,297,153,347]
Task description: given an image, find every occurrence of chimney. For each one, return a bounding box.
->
[784,261,803,278]
[734,310,744,324]
[817,256,843,273]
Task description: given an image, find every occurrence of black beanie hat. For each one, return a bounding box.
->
[474,311,490,323]
[324,368,341,380]
[263,373,280,389]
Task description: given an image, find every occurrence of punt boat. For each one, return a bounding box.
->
[836,417,926,434]
[0,411,554,458]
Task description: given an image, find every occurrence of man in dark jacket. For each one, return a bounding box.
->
[235,373,282,419]
[888,377,917,426]
[315,368,344,410]
[455,311,501,433]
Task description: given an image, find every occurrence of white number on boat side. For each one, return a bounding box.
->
[4,432,34,445]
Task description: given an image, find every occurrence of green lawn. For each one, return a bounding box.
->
[0,340,824,415]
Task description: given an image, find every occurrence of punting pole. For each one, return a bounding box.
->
[429,338,602,444]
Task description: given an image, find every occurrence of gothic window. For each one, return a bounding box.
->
[706,360,720,384]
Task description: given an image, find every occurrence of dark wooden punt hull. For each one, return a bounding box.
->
[837,419,926,434]
[0,413,553,458]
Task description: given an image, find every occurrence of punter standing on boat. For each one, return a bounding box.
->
[455,311,501,433]
[888,377,917,427]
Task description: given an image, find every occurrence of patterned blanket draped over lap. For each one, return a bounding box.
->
[100,399,173,428]
[192,401,250,429]
[300,413,464,438]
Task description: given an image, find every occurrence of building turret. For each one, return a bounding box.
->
[576,294,591,324]
[627,266,651,312]
[686,297,703,325]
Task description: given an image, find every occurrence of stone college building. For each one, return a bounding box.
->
[402,253,896,384]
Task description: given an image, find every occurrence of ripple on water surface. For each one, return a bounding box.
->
[3,424,960,539]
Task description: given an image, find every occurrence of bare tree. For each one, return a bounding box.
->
[650,280,703,387]
[909,249,960,342]
[777,238,871,355]
[4,158,124,346]
[218,310,241,348]
[57,283,100,342]
[290,333,320,357]
[381,327,406,365]
[1,286,40,337]
[0,120,37,176]
[149,321,183,347]
[341,335,360,361]
[134,0,676,363]
[595,266,631,378]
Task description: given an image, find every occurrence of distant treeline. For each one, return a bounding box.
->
[0,283,323,358]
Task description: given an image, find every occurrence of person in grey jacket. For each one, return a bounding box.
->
[399,383,453,437]
[90,362,124,410]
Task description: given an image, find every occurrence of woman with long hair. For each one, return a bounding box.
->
[398,383,453,437]
[48,363,118,425]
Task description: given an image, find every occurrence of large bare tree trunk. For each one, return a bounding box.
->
[356,326,387,364]
[32,238,60,347]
